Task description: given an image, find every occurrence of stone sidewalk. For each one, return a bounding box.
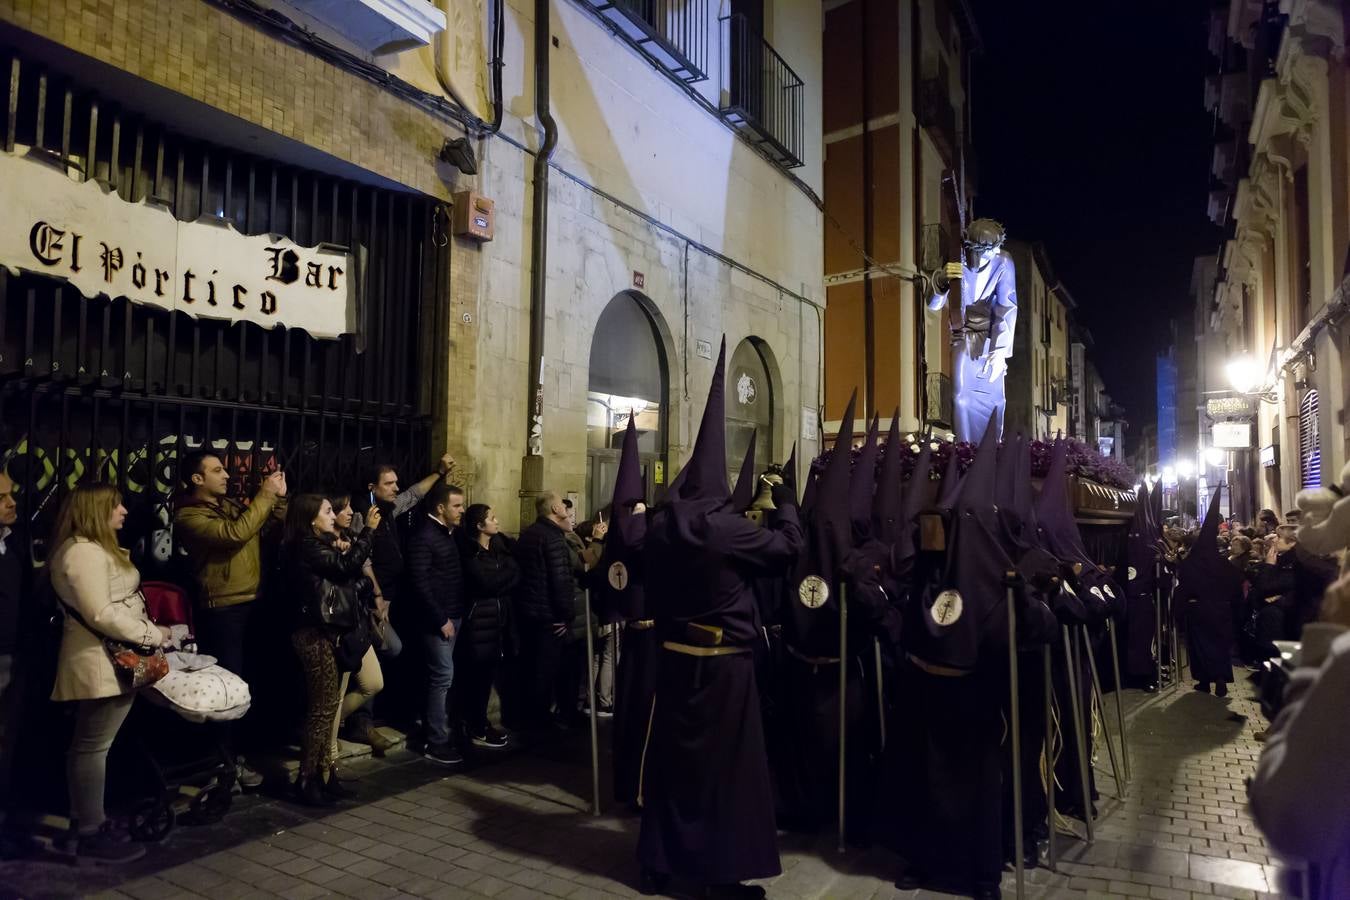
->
[0,679,1300,900]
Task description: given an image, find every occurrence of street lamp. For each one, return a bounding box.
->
[1226,354,1264,394]
[1176,459,1195,479]
[1205,447,1225,467]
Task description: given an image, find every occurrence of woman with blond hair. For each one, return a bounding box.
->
[49,484,171,864]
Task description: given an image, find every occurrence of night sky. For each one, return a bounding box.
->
[967,0,1222,454]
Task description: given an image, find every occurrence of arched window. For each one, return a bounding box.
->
[1300,389,1321,490]
[586,293,668,512]
[726,338,774,480]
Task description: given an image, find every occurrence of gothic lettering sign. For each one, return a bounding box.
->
[0,149,357,339]
[1206,396,1255,418]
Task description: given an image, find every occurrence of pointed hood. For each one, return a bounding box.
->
[809,390,856,583]
[995,432,1020,511]
[849,412,881,540]
[1035,437,1087,560]
[873,411,904,544]
[1122,482,1157,597]
[892,436,933,568]
[782,441,799,502]
[611,414,646,542]
[671,337,730,505]
[1176,483,1244,605]
[955,416,1000,516]
[936,444,965,510]
[595,414,648,622]
[913,419,1017,669]
[899,438,934,527]
[729,430,759,512]
[799,463,818,519]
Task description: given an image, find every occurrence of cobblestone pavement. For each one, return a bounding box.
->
[0,677,1300,900]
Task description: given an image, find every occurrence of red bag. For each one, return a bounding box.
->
[105,640,170,689]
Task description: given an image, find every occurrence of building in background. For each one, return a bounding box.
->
[1198,0,1347,521]
[0,0,826,533]
[821,0,980,436]
[1004,240,1071,440]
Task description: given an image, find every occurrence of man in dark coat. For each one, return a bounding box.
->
[637,339,803,899]
[513,491,579,731]
[405,482,467,764]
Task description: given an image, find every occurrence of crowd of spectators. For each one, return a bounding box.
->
[0,451,614,863]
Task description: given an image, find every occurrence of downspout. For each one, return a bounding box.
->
[435,0,505,134]
[861,0,875,416]
[521,0,558,515]
[911,0,926,429]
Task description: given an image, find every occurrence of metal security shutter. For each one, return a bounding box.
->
[0,50,445,566]
[1299,389,1321,490]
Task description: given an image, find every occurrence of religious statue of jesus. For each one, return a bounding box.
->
[926,217,1018,443]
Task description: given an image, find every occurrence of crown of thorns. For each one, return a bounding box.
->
[963,218,1007,249]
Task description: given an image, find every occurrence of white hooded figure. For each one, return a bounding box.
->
[1295,461,1350,561]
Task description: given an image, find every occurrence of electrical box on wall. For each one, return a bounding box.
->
[452,191,494,241]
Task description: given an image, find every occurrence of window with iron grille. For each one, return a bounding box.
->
[0,50,445,567]
[1299,389,1321,490]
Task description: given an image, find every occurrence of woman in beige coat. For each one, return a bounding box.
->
[49,484,170,864]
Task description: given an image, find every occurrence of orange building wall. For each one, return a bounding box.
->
[823,0,906,422]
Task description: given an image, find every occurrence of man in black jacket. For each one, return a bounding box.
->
[513,492,578,729]
[406,482,466,765]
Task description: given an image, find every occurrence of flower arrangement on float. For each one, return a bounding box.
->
[810,436,1137,492]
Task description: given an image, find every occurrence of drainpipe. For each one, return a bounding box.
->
[434,0,505,134]
[521,0,558,520]
[861,0,875,416]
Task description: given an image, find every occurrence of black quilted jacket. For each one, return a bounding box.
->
[512,517,576,626]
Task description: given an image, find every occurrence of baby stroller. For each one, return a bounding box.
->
[117,582,251,842]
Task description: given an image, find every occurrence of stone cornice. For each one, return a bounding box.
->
[1250,72,1316,152]
[1280,0,1346,60]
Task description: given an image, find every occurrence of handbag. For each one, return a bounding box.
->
[333,619,373,672]
[61,594,169,690]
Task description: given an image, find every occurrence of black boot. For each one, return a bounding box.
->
[638,867,670,896]
[1194,682,1211,693]
[1216,682,1229,698]
[323,767,357,800]
[295,774,335,807]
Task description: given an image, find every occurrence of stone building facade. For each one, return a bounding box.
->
[1201,0,1347,517]
[0,0,825,532]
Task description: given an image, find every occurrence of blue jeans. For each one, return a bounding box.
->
[422,620,461,748]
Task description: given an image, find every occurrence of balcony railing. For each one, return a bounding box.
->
[581,0,708,83]
[719,14,805,169]
[925,372,954,429]
[917,77,958,163]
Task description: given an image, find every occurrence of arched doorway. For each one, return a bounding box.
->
[586,293,669,515]
[726,337,775,482]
